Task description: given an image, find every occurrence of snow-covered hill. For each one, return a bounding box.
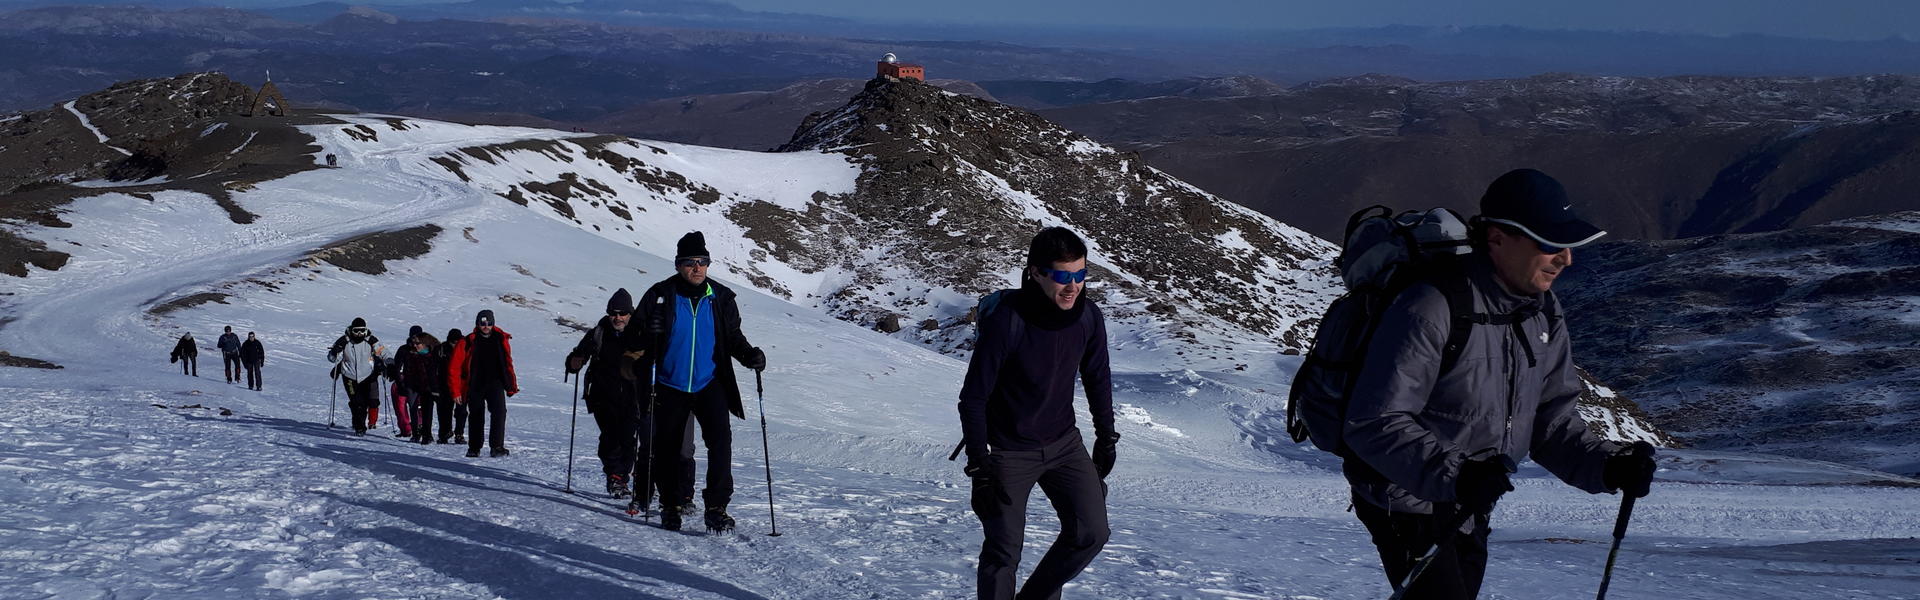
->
[4,75,1912,598]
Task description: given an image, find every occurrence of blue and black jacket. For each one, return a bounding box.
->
[631,276,757,419]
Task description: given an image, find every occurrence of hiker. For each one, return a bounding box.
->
[383,326,423,439]
[327,318,387,436]
[631,231,767,531]
[170,332,198,376]
[439,328,467,445]
[399,330,446,445]
[450,310,519,458]
[1341,169,1658,598]
[568,289,700,503]
[958,226,1117,600]
[239,332,265,391]
[218,326,242,384]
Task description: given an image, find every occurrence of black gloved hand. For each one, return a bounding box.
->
[742,347,767,371]
[1603,441,1658,499]
[1454,455,1516,514]
[1093,432,1119,479]
[965,458,1011,519]
[565,354,586,375]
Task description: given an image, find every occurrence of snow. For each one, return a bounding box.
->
[64,100,131,156]
[1,115,1917,599]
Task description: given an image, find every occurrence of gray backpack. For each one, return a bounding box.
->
[1285,206,1473,456]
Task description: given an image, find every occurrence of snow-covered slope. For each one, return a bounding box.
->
[2,77,1907,598]
[1,134,1917,597]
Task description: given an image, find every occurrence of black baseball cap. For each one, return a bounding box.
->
[1478,169,1607,249]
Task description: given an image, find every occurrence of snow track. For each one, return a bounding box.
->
[3,116,1919,599]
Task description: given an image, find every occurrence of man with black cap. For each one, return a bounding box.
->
[1342,168,1658,599]
[327,318,387,436]
[218,326,242,384]
[450,310,520,457]
[567,289,700,501]
[631,231,767,531]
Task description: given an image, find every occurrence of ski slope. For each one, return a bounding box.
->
[2,117,1918,599]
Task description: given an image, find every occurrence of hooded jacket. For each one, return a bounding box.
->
[240,338,265,365]
[1344,253,1620,514]
[171,334,198,359]
[327,330,384,384]
[631,277,756,419]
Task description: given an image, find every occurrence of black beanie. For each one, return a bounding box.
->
[350,317,367,329]
[475,309,495,328]
[224,325,232,332]
[409,325,424,338]
[676,231,709,259]
[446,328,463,341]
[607,288,634,314]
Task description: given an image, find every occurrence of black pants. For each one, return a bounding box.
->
[451,400,467,438]
[410,387,439,439]
[589,393,696,501]
[1353,495,1491,600]
[652,383,731,511]
[976,431,1110,600]
[342,376,379,433]
[180,355,196,376]
[223,353,242,382]
[467,383,508,452]
[243,361,262,389]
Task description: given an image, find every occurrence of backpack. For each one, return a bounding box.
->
[948,288,1024,462]
[1285,206,1480,457]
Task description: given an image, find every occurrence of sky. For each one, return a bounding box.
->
[721,0,1917,40]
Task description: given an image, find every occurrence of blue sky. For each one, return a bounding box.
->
[722,0,1912,40]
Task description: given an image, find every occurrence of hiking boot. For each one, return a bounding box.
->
[453,433,465,444]
[704,508,735,532]
[490,447,510,457]
[661,509,683,531]
[606,474,631,499]
[466,448,480,458]
[354,428,366,437]
[395,431,411,439]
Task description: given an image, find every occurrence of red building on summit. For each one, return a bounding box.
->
[877,53,925,81]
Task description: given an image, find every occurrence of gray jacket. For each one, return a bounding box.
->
[1345,254,1619,514]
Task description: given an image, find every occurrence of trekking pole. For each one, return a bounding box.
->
[756,370,782,537]
[564,371,579,494]
[628,365,657,521]
[328,372,338,428]
[1596,494,1638,599]
[1387,507,1480,600]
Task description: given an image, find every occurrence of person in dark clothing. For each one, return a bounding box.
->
[327,318,387,436]
[451,310,519,457]
[398,330,445,445]
[383,326,423,439]
[439,328,467,445]
[218,326,243,383]
[567,289,699,502]
[170,332,198,376]
[1343,169,1659,599]
[631,231,767,531]
[958,226,1117,600]
[239,332,266,391]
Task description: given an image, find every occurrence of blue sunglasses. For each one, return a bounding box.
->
[1038,267,1089,285]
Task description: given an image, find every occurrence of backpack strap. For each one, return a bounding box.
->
[1436,274,1476,376]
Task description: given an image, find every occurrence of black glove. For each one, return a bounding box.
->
[965,458,1011,519]
[1092,432,1119,479]
[742,347,767,372]
[565,354,586,375]
[1454,455,1516,514]
[1603,441,1658,499]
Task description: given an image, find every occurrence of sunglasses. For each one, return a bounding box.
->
[1038,267,1089,285]
[608,310,631,317]
[1531,239,1568,255]
[676,258,712,268]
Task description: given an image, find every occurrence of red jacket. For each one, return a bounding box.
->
[448,328,519,400]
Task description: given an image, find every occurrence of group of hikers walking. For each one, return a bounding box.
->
[170,326,266,390]
[955,170,1655,599]
[152,169,1661,598]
